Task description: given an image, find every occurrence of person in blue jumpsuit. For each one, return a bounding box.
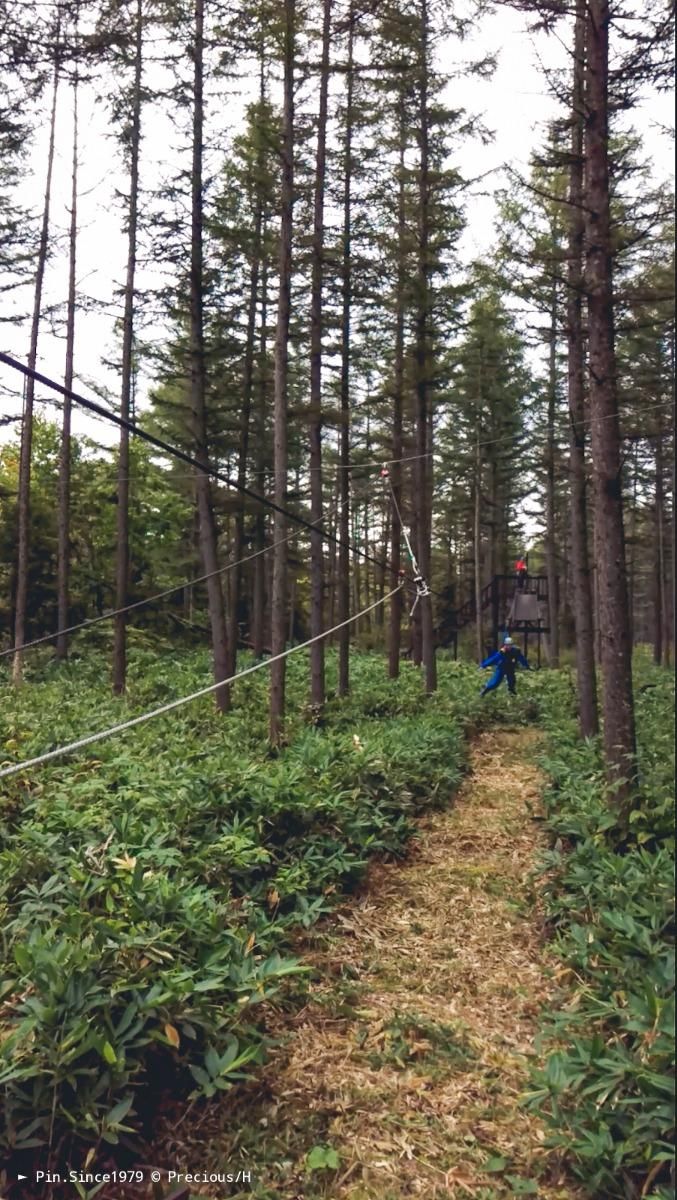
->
[480,636,530,696]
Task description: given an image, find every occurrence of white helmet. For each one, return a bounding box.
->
[504,636,513,645]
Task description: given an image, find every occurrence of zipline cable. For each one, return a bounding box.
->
[0,585,403,779]
[0,352,415,592]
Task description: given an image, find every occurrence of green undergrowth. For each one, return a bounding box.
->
[0,647,537,1181]
[530,660,675,1200]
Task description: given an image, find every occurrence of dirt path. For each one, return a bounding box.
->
[165,729,580,1200]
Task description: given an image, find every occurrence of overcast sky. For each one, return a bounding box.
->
[0,3,673,451]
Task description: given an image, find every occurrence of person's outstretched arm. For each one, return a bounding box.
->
[480,651,501,669]
[517,651,530,669]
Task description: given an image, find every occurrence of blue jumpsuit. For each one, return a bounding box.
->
[480,645,529,695]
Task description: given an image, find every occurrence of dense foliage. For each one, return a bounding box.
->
[0,651,531,1176]
[0,648,674,1198]
[0,422,193,643]
[530,660,675,1199]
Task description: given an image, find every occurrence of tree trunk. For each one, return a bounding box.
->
[190,0,230,712]
[388,96,406,679]
[308,0,331,710]
[57,53,78,661]
[230,40,268,672]
[488,456,498,583]
[567,0,599,736]
[252,251,269,660]
[227,151,264,675]
[288,572,296,643]
[654,419,667,665]
[652,503,662,665]
[474,439,483,660]
[585,0,636,799]
[592,555,602,663]
[252,515,266,656]
[545,274,560,665]
[269,0,295,743]
[474,344,484,661]
[337,3,354,697]
[363,501,372,625]
[13,27,60,684]
[377,505,388,616]
[410,505,422,664]
[628,439,639,632]
[327,459,339,629]
[112,0,142,695]
[352,504,362,634]
[414,0,436,693]
[670,329,676,667]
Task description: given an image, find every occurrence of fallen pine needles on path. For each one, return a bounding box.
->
[157,728,582,1200]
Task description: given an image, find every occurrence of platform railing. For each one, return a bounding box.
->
[451,575,549,633]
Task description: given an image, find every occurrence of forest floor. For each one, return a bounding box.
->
[157,727,583,1200]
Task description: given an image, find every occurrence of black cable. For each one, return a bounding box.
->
[0,351,423,595]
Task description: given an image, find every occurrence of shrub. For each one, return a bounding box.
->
[529,666,675,1199]
[0,651,499,1171]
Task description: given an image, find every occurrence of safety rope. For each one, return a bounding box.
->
[380,466,430,616]
[0,537,279,661]
[0,585,403,779]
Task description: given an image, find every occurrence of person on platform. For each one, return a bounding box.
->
[480,636,530,697]
[515,555,528,590]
